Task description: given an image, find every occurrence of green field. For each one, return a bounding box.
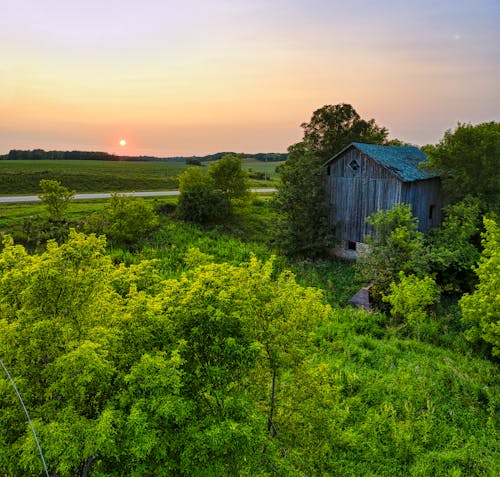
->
[0,159,283,195]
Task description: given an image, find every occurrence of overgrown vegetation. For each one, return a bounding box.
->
[0,118,498,475]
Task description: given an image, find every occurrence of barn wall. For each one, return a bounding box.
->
[327,150,404,243]
[402,178,443,231]
[326,149,443,244]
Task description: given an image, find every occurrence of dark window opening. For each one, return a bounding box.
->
[429,204,435,220]
[347,241,357,251]
[326,165,331,176]
[348,159,360,172]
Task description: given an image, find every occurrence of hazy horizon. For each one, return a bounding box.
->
[1,0,499,157]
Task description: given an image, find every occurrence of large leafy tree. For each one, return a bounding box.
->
[289,103,389,162]
[275,104,389,256]
[424,121,500,211]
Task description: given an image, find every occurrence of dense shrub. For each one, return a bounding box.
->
[96,194,159,244]
[460,218,500,356]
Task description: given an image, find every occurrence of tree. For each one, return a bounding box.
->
[207,153,249,200]
[460,218,500,356]
[38,179,75,222]
[176,167,231,223]
[424,121,500,211]
[274,151,335,257]
[427,196,483,292]
[275,104,389,257]
[289,103,389,162]
[357,204,430,303]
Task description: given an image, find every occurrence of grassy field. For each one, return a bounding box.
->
[0,159,284,194]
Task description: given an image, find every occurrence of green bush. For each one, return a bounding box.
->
[460,218,500,356]
[176,167,232,223]
[358,203,430,298]
[383,272,441,339]
[101,193,159,244]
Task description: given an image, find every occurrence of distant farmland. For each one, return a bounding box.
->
[0,158,284,195]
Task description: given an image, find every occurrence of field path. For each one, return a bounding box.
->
[0,188,277,204]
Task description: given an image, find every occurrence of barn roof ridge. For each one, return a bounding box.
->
[324,142,439,182]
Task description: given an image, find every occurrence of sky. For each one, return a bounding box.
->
[1,0,499,157]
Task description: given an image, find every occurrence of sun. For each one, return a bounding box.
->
[119,139,127,147]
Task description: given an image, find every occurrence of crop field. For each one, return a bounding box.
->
[0,158,284,195]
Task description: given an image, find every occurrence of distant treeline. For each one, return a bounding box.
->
[1,149,288,162]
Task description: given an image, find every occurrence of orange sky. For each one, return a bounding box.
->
[1,0,499,156]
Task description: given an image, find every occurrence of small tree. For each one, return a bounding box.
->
[207,153,249,200]
[357,203,430,300]
[38,179,75,222]
[460,218,500,356]
[427,196,482,292]
[104,194,159,244]
[274,151,334,257]
[176,167,231,223]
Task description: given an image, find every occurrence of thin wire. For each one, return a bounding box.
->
[0,358,50,477]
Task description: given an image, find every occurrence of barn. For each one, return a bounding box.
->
[324,142,443,259]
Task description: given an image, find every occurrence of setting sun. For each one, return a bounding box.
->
[119,139,127,147]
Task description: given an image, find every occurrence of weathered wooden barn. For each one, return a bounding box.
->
[324,142,443,258]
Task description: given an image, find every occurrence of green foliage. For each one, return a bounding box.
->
[383,273,441,339]
[460,218,500,356]
[177,167,232,223]
[358,204,430,297]
[428,196,483,292]
[274,151,335,257]
[424,121,500,211]
[99,193,159,244]
[207,153,249,200]
[38,179,75,222]
[0,232,330,475]
[289,103,389,161]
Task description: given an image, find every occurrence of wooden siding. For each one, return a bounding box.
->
[327,149,443,243]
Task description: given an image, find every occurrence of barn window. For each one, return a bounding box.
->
[347,241,357,251]
[428,204,435,220]
[326,165,331,176]
[348,159,360,173]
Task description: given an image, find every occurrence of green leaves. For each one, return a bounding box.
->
[424,121,500,211]
[293,103,389,161]
[460,218,500,356]
[358,203,430,295]
[0,233,331,475]
[274,151,335,256]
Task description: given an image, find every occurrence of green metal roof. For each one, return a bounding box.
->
[328,142,439,182]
